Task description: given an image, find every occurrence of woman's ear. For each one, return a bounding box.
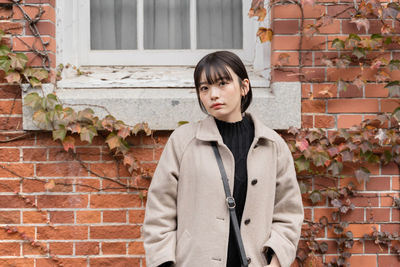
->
[241,79,250,96]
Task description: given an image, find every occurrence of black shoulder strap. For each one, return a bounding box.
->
[211,141,248,267]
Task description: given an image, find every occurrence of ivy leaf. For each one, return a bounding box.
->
[383,2,400,19]
[345,34,361,48]
[256,27,273,43]
[288,126,299,135]
[319,216,329,226]
[388,60,400,71]
[296,139,309,152]
[24,92,42,110]
[102,115,116,132]
[80,125,97,144]
[105,132,121,150]
[62,136,75,152]
[334,225,344,235]
[44,94,58,110]
[319,242,328,254]
[178,121,189,126]
[309,190,322,204]
[9,53,28,70]
[0,55,11,72]
[331,38,345,50]
[352,47,366,59]
[355,167,371,183]
[0,45,10,56]
[132,122,151,136]
[327,161,343,176]
[350,17,370,32]
[44,180,56,191]
[360,141,372,153]
[337,79,348,92]
[52,125,66,141]
[29,77,41,88]
[117,125,131,139]
[340,150,353,162]
[312,152,330,167]
[295,155,310,172]
[5,71,21,84]
[384,81,400,97]
[248,6,266,21]
[299,181,308,194]
[24,68,48,81]
[325,188,339,199]
[392,107,400,122]
[331,198,342,208]
[77,108,95,123]
[374,128,387,145]
[33,109,51,129]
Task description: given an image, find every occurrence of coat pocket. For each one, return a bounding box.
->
[176,230,192,263]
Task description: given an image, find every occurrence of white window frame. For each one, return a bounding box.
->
[57,0,260,66]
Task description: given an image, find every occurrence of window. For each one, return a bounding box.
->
[58,0,258,66]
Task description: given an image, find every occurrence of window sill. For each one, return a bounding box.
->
[22,67,300,130]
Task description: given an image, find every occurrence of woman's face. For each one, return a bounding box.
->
[198,67,249,122]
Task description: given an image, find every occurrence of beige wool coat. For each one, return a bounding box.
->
[143,113,304,267]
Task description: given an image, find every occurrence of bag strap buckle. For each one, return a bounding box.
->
[226,196,236,209]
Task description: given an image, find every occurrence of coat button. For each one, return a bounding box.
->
[244,218,251,225]
[247,257,251,264]
[251,179,258,185]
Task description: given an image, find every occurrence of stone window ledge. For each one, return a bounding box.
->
[22,66,300,130]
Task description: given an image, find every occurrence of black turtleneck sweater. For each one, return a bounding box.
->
[215,115,254,267]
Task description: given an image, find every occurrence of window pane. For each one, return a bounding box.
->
[144,0,190,49]
[90,0,137,50]
[197,0,242,49]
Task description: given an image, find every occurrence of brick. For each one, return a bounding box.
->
[328,99,379,113]
[49,242,73,255]
[23,211,46,224]
[338,84,363,98]
[89,162,119,178]
[381,162,399,175]
[36,258,87,267]
[0,4,12,20]
[341,177,364,191]
[90,226,141,239]
[49,178,73,192]
[327,5,352,19]
[25,20,55,36]
[378,255,399,266]
[366,208,390,222]
[37,226,88,240]
[0,242,19,256]
[342,20,368,34]
[364,239,388,253]
[13,5,55,22]
[313,83,337,98]
[272,52,300,67]
[301,115,313,128]
[0,195,35,208]
[393,176,400,190]
[75,178,100,192]
[314,115,335,128]
[302,4,325,19]
[48,147,74,161]
[0,117,23,131]
[102,242,126,255]
[302,99,325,113]
[22,178,46,193]
[103,210,126,223]
[351,193,379,207]
[129,210,145,224]
[36,162,88,177]
[0,259,34,266]
[76,210,101,224]
[102,178,130,192]
[381,223,399,233]
[346,224,378,238]
[0,211,20,224]
[272,4,301,19]
[0,226,35,240]
[327,67,377,82]
[272,36,326,50]
[273,20,299,34]
[22,242,44,255]
[337,115,363,128]
[12,36,56,52]
[50,211,74,224]
[302,67,325,82]
[271,68,300,82]
[0,100,22,115]
[90,257,140,267]
[128,241,145,255]
[0,85,21,99]
[0,179,19,193]
[366,176,390,191]
[26,51,56,68]
[302,83,311,98]
[90,194,141,208]
[380,99,400,113]
[75,147,101,161]
[381,193,398,207]
[37,195,88,209]
[130,147,154,162]
[365,83,388,97]
[35,132,60,146]
[75,242,99,255]
[0,21,23,34]
[22,148,47,161]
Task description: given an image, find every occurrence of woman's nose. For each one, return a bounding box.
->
[210,86,219,99]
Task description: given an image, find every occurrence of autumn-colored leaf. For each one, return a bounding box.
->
[80,125,97,144]
[384,81,400,97]
[392,107,400,122]
[355,167,371,183]
[248,7,266,21]
[352,77,365,90]
[105,132,121,150]
[337,79,348,92]
[256,27,273,43]
[0,45,10,56]
[9,53,28,70]
[67,122,81,134]
[352,47,365,59]
[117,125,131,139]
[327,161,343,176]
[350,17,370,32]
[52,125,66,141]
[24,92,42,110]
[331,38,345,50]
[388,60,400,71]
[102,115,116,132]
[295,156,310,172]
[132,122,151,136]
[277,53,290,67]
[5,71,21,84]
[33,109,51,129]
[62,136,75,152]
[29,77,41,88]
[375,70,390,83]
[0,55,10,72]
[296,139,309,152]
[288,126,299,135]
[77,108,95,123]
[44,93,58,110]
[309,190,322,204]
[299,181,308,194]
[44,180,55,190]
[345,34,361,48]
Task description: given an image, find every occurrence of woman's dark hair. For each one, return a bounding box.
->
[193,51,252,113]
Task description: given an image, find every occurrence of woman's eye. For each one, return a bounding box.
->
[219,80,228,86]
[200,86,208,92]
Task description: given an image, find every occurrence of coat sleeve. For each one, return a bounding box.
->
[263,137,304,267]
[143,133,180,267]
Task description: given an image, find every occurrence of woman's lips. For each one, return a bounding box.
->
[211,103,223,109]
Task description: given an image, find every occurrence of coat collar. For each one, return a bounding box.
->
[195,112,276,143]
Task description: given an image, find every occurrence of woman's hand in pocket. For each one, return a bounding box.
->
[265,254,280,267]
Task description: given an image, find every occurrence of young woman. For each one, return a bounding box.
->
[143,51,304,267]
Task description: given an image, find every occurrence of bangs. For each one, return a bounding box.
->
[196,61,233,88]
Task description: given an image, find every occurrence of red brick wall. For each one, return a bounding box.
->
[0,0,398,266]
